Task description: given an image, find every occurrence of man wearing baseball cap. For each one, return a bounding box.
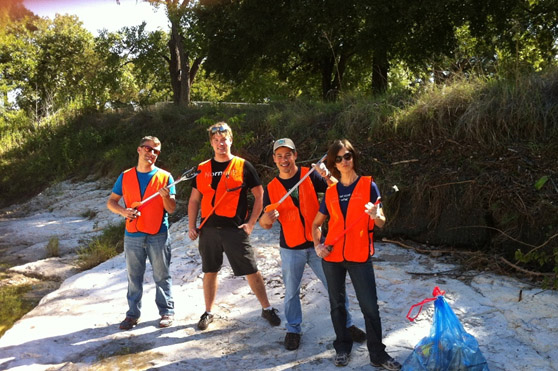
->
[259,138,365,350]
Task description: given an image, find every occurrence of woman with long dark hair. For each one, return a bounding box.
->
[311,139,401,370]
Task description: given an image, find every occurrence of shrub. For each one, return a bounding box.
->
[0,285,34,337]
[77,223,124,271]
[46,237,60,258]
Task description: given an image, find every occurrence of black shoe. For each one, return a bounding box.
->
[284,332,301,350]
[119,316,138,330]
[261,308,281,326]
[197,312,214,330]
[334,352,350,367]
[348,325,366,343]
[371,356,402,370]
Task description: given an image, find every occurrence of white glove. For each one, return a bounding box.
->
[365,201,382,219]
[315,162,329,178]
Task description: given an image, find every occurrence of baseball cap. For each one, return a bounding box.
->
[273,138,296,152]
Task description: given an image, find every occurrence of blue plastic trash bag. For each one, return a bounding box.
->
[402,287,489,371]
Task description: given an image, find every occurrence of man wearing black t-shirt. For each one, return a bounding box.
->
[188,122,280,331]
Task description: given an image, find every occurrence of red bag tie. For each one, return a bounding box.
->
[406,286,446,322]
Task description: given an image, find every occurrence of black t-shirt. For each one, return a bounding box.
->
[193,157,262,228]
[263,167,328,249]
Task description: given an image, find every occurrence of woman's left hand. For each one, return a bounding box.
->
[365,202,379,219]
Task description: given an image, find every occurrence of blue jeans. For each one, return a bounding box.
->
[280,247,353,334]
[322,258,388,364]
[124,231,174,319]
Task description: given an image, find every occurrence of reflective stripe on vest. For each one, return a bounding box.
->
[197,156,244,218]
[267,167,320,248]
[323,176,375,262]
[122,167,170,234]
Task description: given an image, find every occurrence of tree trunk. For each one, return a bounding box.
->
[168,20,190,106]
[190,56,204,87]
[372,48,389,95]
[331,54,349,97]
[321,58,335,101]
[321,54,351,101]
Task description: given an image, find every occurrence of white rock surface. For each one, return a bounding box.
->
[0,180,557,370]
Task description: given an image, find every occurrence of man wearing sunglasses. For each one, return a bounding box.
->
[259,138,366,351]
[107,136,176,330]
[188,122,280,331]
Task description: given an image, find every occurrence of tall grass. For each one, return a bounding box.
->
[393,72,558,145]
[45,237,60,258]
[0,285,34,337]
[77,223,125,271]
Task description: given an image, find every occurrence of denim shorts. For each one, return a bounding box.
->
[199,226,259,276]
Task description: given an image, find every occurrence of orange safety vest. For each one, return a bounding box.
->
[267,167,320,248]
[323,176,375,263]
[197,156,244,218]
[122,167,170,234]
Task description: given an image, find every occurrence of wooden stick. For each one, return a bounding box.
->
[499,257,555,277]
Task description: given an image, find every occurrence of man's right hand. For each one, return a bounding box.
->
[266,209,279,223]
[314,243,331,258]
[259,209,279,229]
[122,208,140,220]
[188,228,199,240]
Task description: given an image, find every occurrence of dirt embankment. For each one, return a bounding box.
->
[358,137,558,279]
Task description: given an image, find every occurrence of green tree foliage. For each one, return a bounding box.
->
[0,17,37,112]
[2,3,180,121]
[492,0,558,76]
[22,15,97,117]
[199,0,365,101]
[198,0,526,98]
[94,24,172,109]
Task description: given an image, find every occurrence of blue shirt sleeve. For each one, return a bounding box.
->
[371,181,381,203]
[112,173,124,196]
[168,174,176,195]
[310,170,328,193]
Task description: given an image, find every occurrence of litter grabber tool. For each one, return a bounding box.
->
[327,184,399,248]
[132,167,199,211]
[264,153,328,213]
[196,175,244,232]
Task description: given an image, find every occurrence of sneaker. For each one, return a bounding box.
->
[334,352,350,367]
[261,308,281,326]
[197,312,214,330]
[284,332,301,350]
[371,356,402,370]
[119,316,138,330]
[348,325,366,343]
[159,315,173,328]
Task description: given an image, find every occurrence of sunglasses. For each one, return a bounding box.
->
[141,145,161,156]
[209,126,229,134]
[335,152,353,163]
